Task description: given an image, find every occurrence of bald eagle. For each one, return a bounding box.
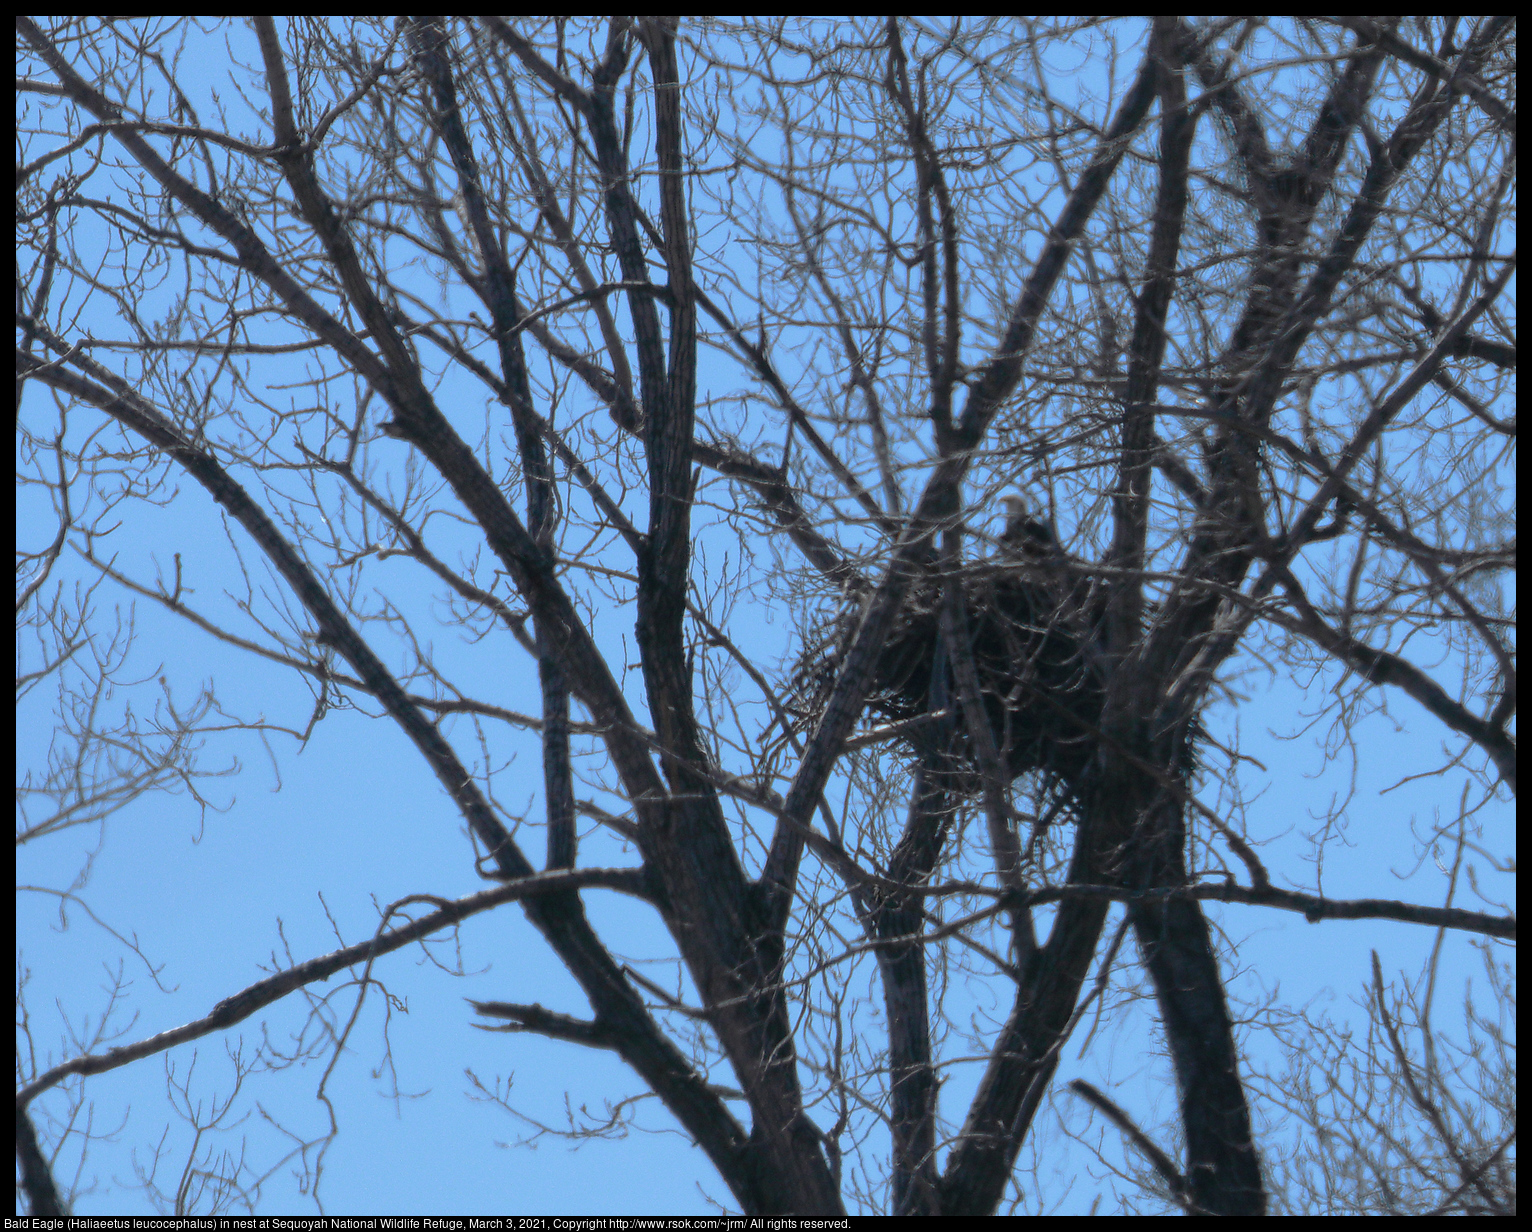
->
[1000,495,1057,558]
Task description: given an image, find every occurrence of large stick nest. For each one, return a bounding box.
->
[796,560,1108,791]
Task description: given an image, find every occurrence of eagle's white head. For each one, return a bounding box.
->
[1000,494,1055,554]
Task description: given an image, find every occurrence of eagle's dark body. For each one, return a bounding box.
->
[1000,495,1057,559]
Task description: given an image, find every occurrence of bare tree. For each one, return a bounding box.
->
[1259,949,1515,1216]
[17,17,1514,1216]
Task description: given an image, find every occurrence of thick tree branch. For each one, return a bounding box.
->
[16,868,650,1110]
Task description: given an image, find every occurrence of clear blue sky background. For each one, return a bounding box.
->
[17,18,1513,1216]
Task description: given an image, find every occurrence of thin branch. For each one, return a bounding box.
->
[16,868,650,1109]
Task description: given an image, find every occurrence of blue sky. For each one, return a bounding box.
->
[17,17,1514,1216]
